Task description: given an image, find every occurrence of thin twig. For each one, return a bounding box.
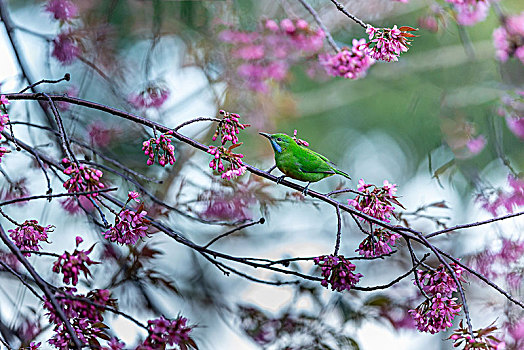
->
[19,73,70,94]
[296,0,340,52]
[333,203,342,255]
[426,210,524,238]
[329,0,368,29]
[0,188,117,206]
[354,253,429,291]
[203,218,265,249]
[174,117,222,132]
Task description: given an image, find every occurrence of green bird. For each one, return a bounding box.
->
[259,132,351,194]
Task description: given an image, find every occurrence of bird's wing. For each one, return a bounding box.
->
[295,149,336,174]
[308,148,337,167]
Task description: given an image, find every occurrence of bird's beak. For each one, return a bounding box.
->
[259,132,271,140]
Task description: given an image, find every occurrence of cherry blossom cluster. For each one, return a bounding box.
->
[408,293,462,334]
[212,110,250,145]
[8,220,54,256]
[208,144,246,180]
[356,228,401,257]
[44,287,116,348]
[348,179,402,222]
[219,18,325,92]
[45,0,80,65]
[320,39,375,79]
[292,129,309,147]
[45,0,77,22]
[142,131,176,166]
[313,254,363,292]
[129,84,170,109]
[493,12,524,64]
[52,30,80,66]
[62,158,105,197]
[477,174,524,216]
[365,25,417,62]
[470,237,524,289]
[136,316,195,350]
[104,192,149,245]
[52,236,99,286]
[87,121,116,148]
[416,262,466,296]
[445,0,490,26]
[448,320,505,349]
[498,91,524,140]
[409,262,465,333]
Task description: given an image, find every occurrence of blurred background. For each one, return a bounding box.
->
[0,0,523,349]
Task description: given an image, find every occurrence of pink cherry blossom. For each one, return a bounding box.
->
[142,131,176,167]
[408,293,462,333]
[129,84,170,109]
[313,254,363,292]
[0,95,9,105]
[348,179,402,222]
[220,18,325,92]
[45,0,77,21]
[365,25,417,62]
[8,220,54,256]
[208,145,246,181]
[455,1,490,26]
[320,39,375,79]
[356,229,400,257]
[493,12,524,64]
[103,206,149,245]
[52,31,80,65]
[62,158,105,197]
[466,135,486,154]
[52,239,98,286]
[137,316,195,349]
[212,110,250,145]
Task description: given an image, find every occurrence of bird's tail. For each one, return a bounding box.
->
[334,168,351,180]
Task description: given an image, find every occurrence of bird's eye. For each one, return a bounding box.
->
[277,138,282,142]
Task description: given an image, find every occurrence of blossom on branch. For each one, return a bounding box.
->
[220,18,325,92]
[493,12,524,64]
[52,237,99,286]
[365,25,417,62]
[348,179,403,222]
[444,0,490,26]
[103,203,149,245]
[212,110,250,146]
[142,131,176,167]
[408,294,462,334]
[416,262,466,297]
[314,254,363,292]
[44,287,116,348]
[0,147,9,163]
[52,31,80,65]
[62,159,105,197]
[448,320,505,350]
[356,228,401,257]
[320,39,375,79]
[45,0,77,22]
[129,84,170,109]
[137,316,196,350]
[8,220,54,256]
[208,144,246,180]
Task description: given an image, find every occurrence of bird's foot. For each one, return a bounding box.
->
[276,175,286,184]
[267,165,277,174]
[301,182,311,196]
